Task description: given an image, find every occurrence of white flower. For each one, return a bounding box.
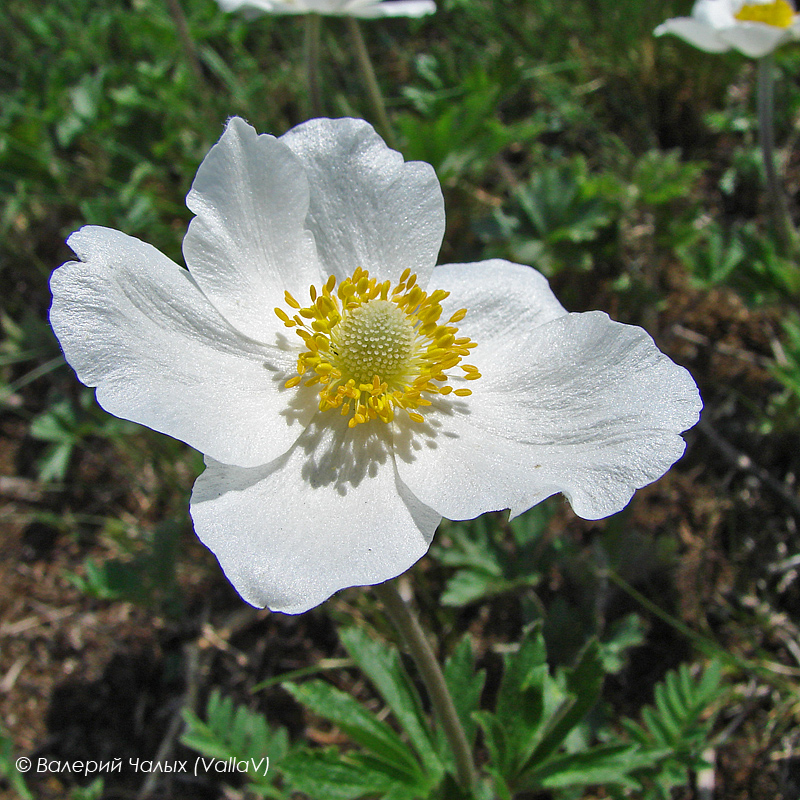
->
[655,0,800,57]
[217,0,435,19]
[50,117,702,615]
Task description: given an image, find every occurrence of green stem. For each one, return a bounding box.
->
[756,54,796,253]
[304,13,323,118]
[345,17,398,149]
[163,0,205,85]
[602,567,798,694]
[372,579,479,793]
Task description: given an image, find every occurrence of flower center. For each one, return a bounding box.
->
[333,299,415,385]
[275,267,480,427]
[734,0,795,27]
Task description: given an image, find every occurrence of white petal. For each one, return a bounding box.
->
[279,117,445,286]
[218,0,435,13]
[51,226,314,467]
[191,415,440,613]
[346,0,436,17]
[218,0,308,13]
[654,17,732,51]
[718,23,790,56]
[429,260,567,353]
[693,0,737,28]
[395,309,701,521]
[183,117,322,343]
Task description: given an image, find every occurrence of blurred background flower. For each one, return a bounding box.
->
[655,0,800,57]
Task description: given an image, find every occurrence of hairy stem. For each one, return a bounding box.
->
[163,0,205,85]
[757,54,796,253]
[373,579,479,793]
[345,17,398,149]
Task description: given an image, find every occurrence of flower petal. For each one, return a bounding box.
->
[718,22,790,56]
[216,0,305,13]
[190,415,441,613]
[693,0,737,29]
[183,117,322,343]
[51,226,314,468]
[279,117,445,286]
[345,0,437,17]
[218,0,435,14]
[395,303,702,521]
[429,260,568,350]
[654,17,732,51]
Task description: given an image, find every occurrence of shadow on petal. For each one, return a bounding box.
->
[391,395,470,464]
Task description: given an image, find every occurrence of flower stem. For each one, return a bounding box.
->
[372,579,479,793]
[163,0,206,86]
[304,13,323,118]
[756,54,797,253]
[345,17,399,149]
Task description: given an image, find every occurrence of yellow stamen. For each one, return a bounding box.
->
[276,268,480,426]
[735,0,795,28]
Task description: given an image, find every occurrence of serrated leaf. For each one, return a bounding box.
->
[519,744,666,791]
[282,680,423,781]
[181,690,289,796]
[478,625,554,780]
[338,628,442,777]
[526,639,605,767]
[442,637,485,751]
[280,748,424,800]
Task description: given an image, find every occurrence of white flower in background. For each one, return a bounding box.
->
[655,0,800,57]
[50,117,702,615]
[217,0,435,19]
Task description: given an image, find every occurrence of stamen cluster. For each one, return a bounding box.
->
[734,0,794,27]
[275,268,480,427]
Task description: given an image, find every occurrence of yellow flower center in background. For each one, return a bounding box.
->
[735,0,795,27]
[275,268,480,428]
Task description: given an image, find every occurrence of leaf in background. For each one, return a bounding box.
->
[338,627,443,779]
[181,690,290,799]
[434,637,486,766]
[279,747,424,800]
[282,680,424,782]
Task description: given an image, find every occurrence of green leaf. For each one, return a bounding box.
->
[519,744,665,791]
[441,637,485,753]
[0,726,33,800]
[525,639,605,766]
[68,778,105,800]
[338,628,442,777]
[477,624,553,781]
[282,680,423,781]
[181,690,289,798]
[280,748,426,800]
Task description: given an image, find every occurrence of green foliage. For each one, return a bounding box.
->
[680,220,800,301]
[765,310,800,430]
[67,521,184,615]
[397,62,542,185]
[29,388,140,482]
[181,689,292,798]
[271,625,723,800]
[68,779,105,800]
[477,157,616,276]
[434,505,650,672]
[279,627,445,799]
[618,661,723,799]
[0,727,33,800]
[432,506,552,607]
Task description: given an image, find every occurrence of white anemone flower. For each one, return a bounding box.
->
[216,0,436,19]
[50,117,702,615]
[655,0,800,57]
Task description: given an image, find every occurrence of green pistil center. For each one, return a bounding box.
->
[331,299,415,386]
